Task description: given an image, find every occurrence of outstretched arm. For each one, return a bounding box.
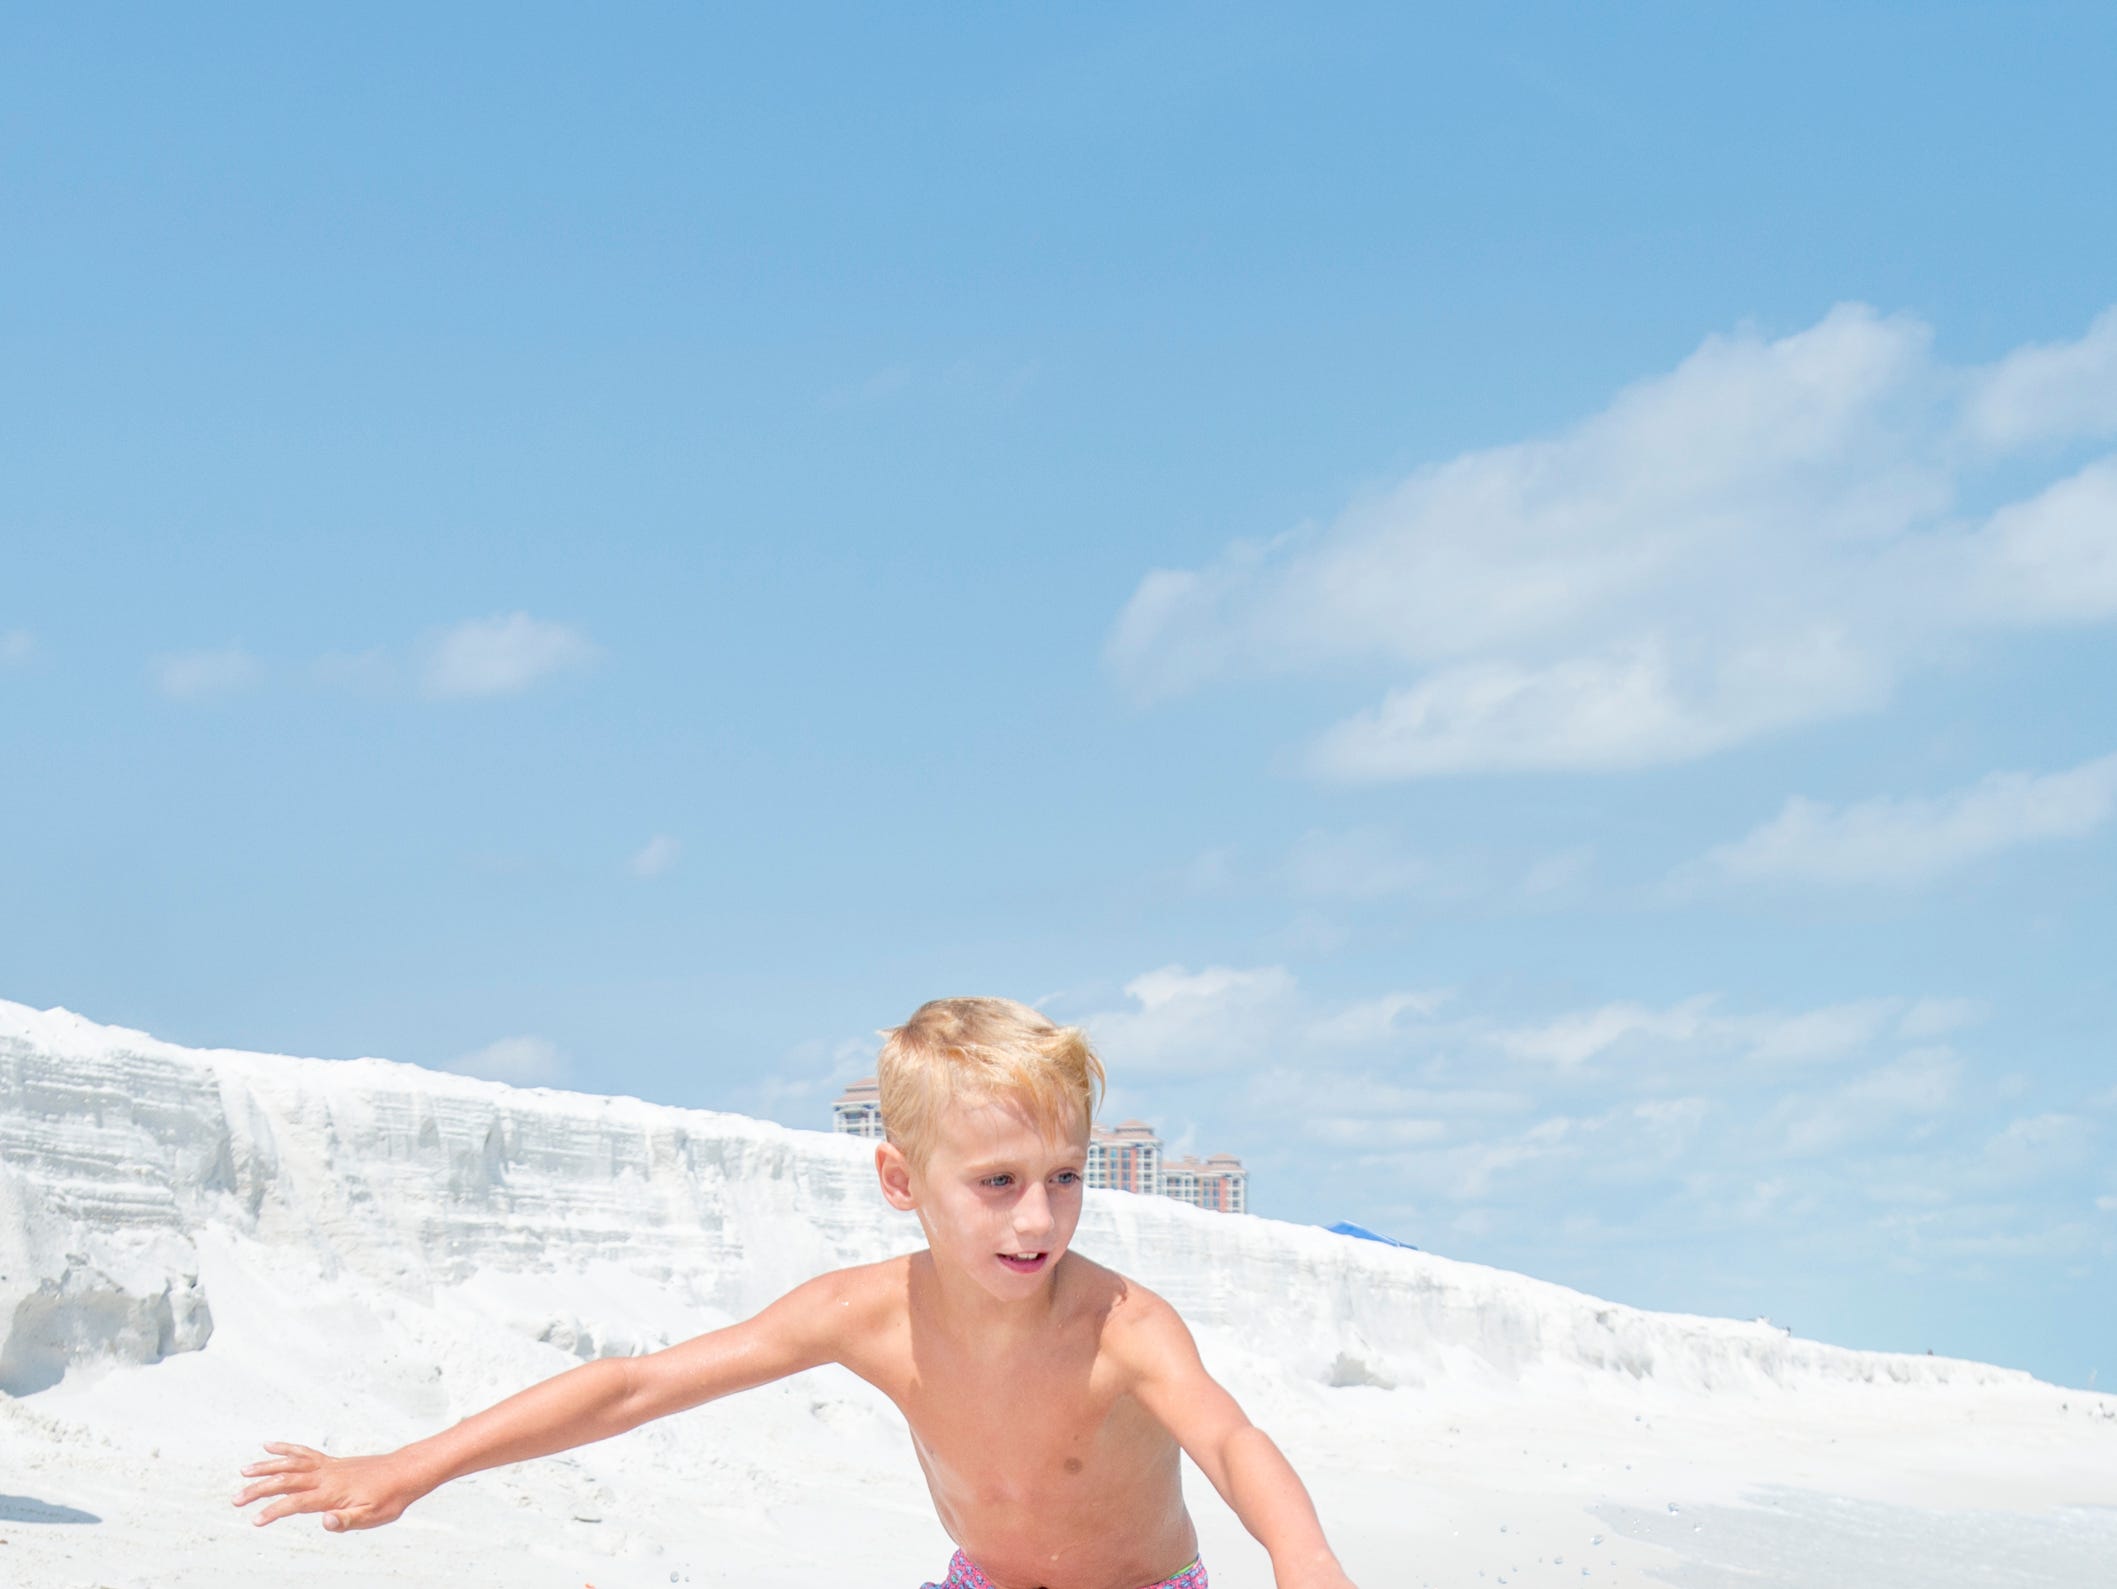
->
[1119,1292,1359,1589]
[236,1268,859,1531]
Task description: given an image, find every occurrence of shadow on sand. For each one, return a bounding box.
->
[0,1493,101,1524]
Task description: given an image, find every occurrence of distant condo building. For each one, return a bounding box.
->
[1082,1120,1248,1214]
[1160,1151,1249,1215]
[831,1084,1246,1214]
[830,1076,885,1140]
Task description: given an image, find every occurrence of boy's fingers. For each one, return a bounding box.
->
[264,1441,324,1459]
[236,1473,311,1505]
[254,1487,339,1525]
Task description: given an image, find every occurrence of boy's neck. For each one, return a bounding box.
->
[914,1250,1069,1347]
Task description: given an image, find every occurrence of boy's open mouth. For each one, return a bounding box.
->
[997,1251,1048,1273]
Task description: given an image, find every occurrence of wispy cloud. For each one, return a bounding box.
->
[1272,829,1595,909]
[1083,973,1967,1087]
[1773,1048,1962,1157]
[1695,753,2117,887]
[419,613,598,700]
[1896,998,1985,1041]
[1976,1112,2095,1180]
[1109,304,2117,778]
[1491,995,1956,1071]
[446,1035,568,1087]
[1307,989,1452,1046]
[628,834,683,879]
[149,646,263,701]
[1962,305,2117,450]
[0,629,33,667]
[1041,962,2087,1282]
[1494,998,1715,1067]
[1080,964,1298,1076]
[1302,1114,1450,1147]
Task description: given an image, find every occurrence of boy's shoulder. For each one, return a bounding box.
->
[772,1256,916,1364]
[1058,1256,1189,1355]
[808,1253,916,1315]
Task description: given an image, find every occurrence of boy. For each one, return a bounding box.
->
[237,997,1361,1589]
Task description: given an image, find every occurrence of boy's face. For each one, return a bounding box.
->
[879,1091,1089,1301]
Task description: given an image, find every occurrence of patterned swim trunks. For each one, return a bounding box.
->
[921,1551,1207,1589]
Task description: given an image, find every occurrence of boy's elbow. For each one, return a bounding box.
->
[1222,1420,1274,1467]
[607,1350,671,1429]
[1219,1422,1298,1493]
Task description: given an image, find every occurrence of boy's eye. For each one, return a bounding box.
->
[1053,1171,1081,1186]
[982,1174,1014,1189]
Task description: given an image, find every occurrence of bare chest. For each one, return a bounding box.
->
[907,1357,1136,1496]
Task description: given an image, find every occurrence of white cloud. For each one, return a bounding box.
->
[1963,305,2117,451]
[1308,634,1889,779]
[1,630,33,667]
[149,646,263,701]
[1245,1066,1529,1121]
[2096,1194,2117,1214]
[1406,1117,1577,1200]
[1631,1096,1711,1148]
[1084,966,1443,1079]
[1776,1049,1962,1157]
[1109,303,2117,778]
[1306,989,1450,1047]
[419,613,598,700]
[1137,975,1931,1083]
[1278,830,1593,909]
[1510,994,1946,1069]
[629,835,683,879]
[447,1035,568,1087]
[1082,964,1296,1076]
[746,1035,879,1124]
[1977,1113,2094,1183]
[1740,999,1902,1063]
[1698,753,2117,887]
[1303,1115,1449,1147]
[1494,997,1715,1067]
[1050,963,2081,1283]
[1895,998,1985,1041]
[1964,458,2117,625]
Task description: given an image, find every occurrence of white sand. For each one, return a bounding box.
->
[4,998,2112,1588]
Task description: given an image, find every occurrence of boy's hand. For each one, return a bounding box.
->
[235,1441,426,1531]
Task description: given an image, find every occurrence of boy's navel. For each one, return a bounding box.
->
[1063,1457,1083,1473]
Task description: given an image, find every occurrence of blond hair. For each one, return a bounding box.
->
[877,996,1105,1167]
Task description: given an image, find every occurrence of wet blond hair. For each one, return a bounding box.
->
[877,996,1105,1168]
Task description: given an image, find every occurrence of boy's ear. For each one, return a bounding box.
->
[875,1140,918,1211]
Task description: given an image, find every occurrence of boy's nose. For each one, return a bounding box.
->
[1013,1181,1056,1240]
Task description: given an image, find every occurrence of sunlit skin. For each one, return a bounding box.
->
[236,1092,1359,1589]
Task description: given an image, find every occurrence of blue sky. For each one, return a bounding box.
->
[4,4,2113,1387]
